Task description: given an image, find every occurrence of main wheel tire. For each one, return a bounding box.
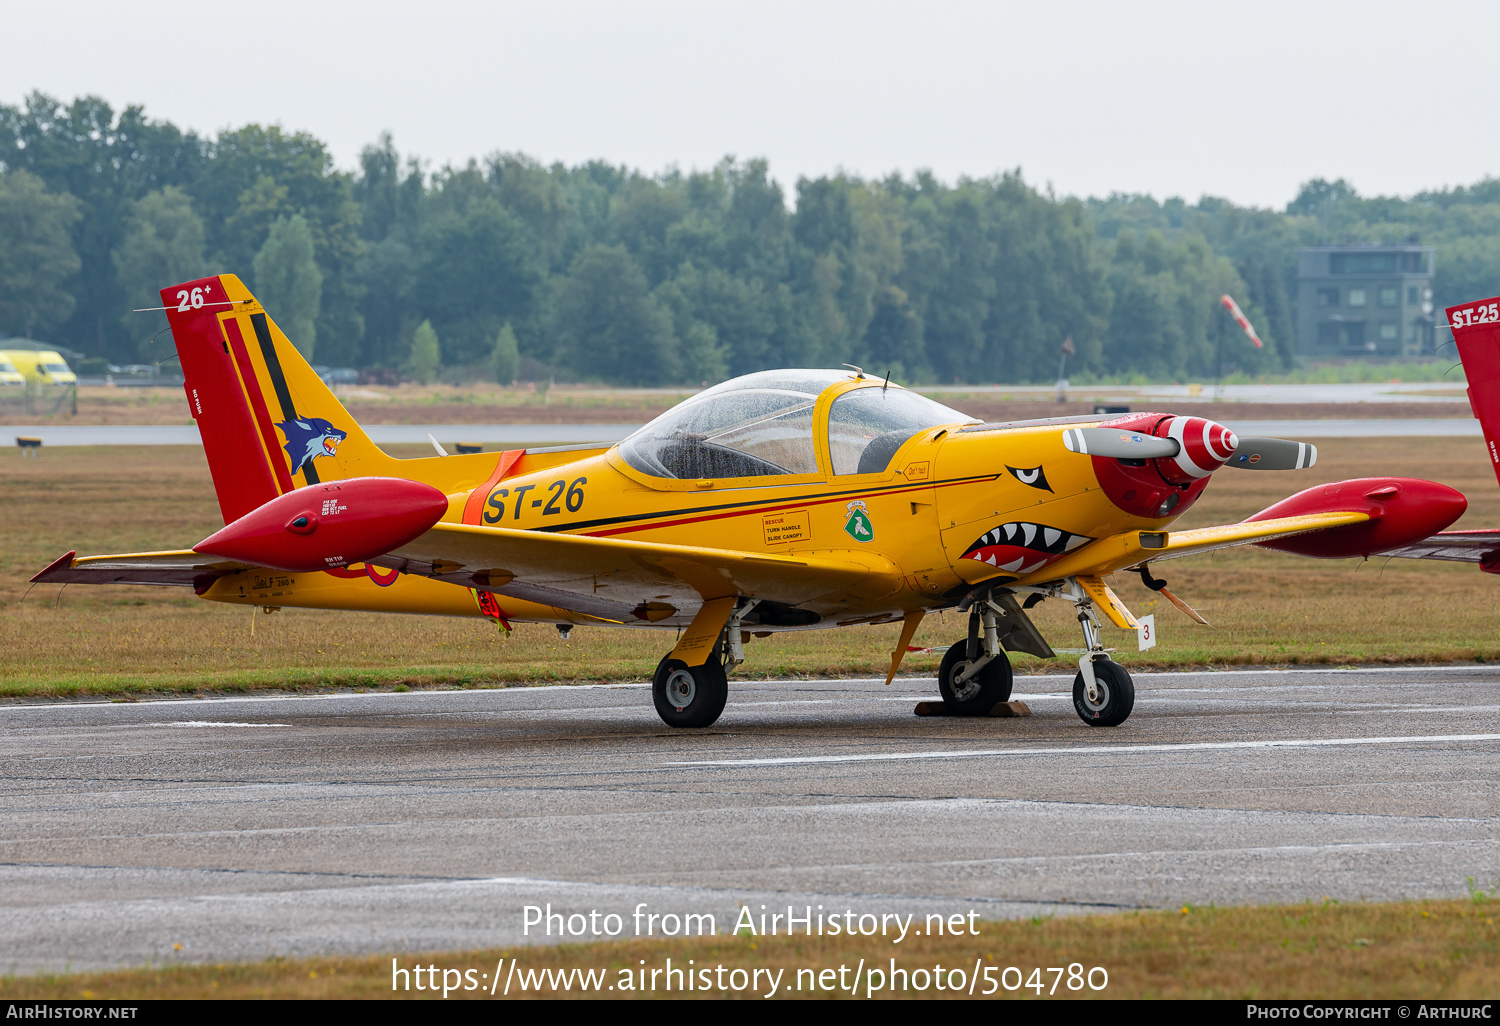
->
[937,641,1014,716]
[652,655,728,728]
[1072,658,1135,726]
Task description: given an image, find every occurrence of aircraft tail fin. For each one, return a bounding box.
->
[163,274,405,523]
[1448,297,1500,491]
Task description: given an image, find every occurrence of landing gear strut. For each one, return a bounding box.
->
[652,599,758,728]
[1067,580,1134,727]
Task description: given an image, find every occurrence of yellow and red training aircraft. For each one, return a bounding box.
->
[34,277,1500,728]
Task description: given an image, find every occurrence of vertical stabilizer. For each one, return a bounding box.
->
[164,274,397,523]
[1448,297,1500,490]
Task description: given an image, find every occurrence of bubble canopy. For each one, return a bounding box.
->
[616,370,973,480]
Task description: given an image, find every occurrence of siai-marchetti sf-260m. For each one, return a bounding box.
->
[35,276,1500,728]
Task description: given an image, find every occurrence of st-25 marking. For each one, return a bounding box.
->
[1452,302,1499,328]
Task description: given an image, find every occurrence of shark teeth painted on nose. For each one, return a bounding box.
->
[959,521,1094,571]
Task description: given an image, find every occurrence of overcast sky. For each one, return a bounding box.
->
[2,0,1490,209]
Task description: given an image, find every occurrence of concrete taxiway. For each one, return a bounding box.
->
[1,666,1496,973]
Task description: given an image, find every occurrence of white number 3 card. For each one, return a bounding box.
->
[1137,614,1157,651]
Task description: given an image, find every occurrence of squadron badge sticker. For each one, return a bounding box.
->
[276,416,348,472]
[844,500,874,542]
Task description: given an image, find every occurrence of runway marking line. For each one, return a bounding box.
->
[665,732,1500,768]
[3,665,1496,713]
[146,721,292,728]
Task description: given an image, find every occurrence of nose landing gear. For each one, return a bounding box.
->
[1068,580,1135,727]
[1072,657,1134,726]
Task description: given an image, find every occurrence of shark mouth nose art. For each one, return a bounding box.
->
[960,521,1092,573]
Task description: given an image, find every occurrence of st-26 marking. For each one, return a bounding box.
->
[483,478,587,523]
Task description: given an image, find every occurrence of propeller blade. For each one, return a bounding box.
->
[1062,427,1181,459]
[1226,437,1318,471]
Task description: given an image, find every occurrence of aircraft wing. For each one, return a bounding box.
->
[31,550,254,590]
[1014,511,1373,583]
[1149,513,1376,563]
[380,522,899,624]
[1373,529,1500,568]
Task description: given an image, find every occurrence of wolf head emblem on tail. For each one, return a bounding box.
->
[276,417,348,471]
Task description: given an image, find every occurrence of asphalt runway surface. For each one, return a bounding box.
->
[2,666,1497,973]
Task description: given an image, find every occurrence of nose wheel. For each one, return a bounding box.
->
[1073,657,1134,726]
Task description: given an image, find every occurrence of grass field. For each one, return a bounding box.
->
[0,379,1473,426]
[2,436,1498,698]
[3,897,1494,999]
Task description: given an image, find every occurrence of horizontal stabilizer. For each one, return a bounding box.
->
[30,550,252,590]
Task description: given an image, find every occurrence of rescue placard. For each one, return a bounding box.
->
[763,510,810,546]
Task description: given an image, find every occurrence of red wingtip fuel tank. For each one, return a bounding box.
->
[194,478,449,573]
[1245,477,1467,558]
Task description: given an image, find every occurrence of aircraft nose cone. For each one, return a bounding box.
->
[1159,416,1238,484]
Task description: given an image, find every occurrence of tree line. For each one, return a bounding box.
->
[2,92,1496,385]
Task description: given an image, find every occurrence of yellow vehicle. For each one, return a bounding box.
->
[34,275,1486,729]
[2,348,77,384]
[0,355,24,386]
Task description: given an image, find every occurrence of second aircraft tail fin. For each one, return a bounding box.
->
[1448,296,1500,491]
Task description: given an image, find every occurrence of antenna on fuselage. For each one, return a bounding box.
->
[882,370,891,392]
[842,363,865,379]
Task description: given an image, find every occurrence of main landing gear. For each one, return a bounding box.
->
[651,600,757,729]
[652,656,728,728]
[937,596,1015,715]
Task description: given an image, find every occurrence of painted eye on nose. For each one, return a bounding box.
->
[1006,465,1052,492]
